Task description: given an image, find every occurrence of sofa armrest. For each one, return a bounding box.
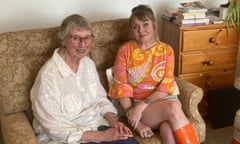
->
[1,112,38,144]
[175,77,203,120]
[175,77,206,143]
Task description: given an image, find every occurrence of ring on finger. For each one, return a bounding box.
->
[147,131,153,135]
[143,132,148,137]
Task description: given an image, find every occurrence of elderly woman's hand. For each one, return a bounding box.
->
[109,120,133,136]
[101,127,133,142]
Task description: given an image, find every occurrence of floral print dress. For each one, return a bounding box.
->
[109,41,179,100]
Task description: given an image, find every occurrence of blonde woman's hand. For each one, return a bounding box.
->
[127,102,147,129]
[135,122,154,138]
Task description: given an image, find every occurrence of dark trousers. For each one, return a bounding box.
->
[81,126,139,144]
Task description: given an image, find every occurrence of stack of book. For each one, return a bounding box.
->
[175,1,209,25]
[162,9,177,22]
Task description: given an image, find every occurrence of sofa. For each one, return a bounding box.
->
[232,109,240,143]
[0,18,205,144]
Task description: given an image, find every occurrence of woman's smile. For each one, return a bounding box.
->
[76,47,86,53]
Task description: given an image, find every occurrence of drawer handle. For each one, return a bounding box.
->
[209,37,216,43]
[202,60,214,66]
[205,81,215,87]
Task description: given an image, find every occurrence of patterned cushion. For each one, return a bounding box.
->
[0,27,59,114]
[90,19,130,90]
[233,109,240,142]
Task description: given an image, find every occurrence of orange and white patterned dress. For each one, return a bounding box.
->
[109,41,179,100]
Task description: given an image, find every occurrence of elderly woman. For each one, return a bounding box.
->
[31,14,138,144]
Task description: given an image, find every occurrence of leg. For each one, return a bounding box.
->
[174,123,198,144]
[94,126,139,144]
[141,99,198,144]
[81,142,97,144]
[107,137,139,144]
[141,100,188,130]
[159,121,176,144]
[81,136,138,144]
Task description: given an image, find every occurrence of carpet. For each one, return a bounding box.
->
[205,118,234,144]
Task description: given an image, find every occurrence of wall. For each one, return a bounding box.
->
[1,0,226,33]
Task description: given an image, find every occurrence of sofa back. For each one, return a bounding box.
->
[0,18,130,115]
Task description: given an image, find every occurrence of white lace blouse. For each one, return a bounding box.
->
[31,48,117,144]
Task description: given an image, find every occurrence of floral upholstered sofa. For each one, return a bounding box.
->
[0,18,205,144]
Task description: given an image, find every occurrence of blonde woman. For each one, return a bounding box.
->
[109,5,198,144]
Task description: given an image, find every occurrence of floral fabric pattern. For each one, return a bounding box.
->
[109,41,179,99]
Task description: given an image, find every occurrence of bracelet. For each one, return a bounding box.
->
[144,98,152,104]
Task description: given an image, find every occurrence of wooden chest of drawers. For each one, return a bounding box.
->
[161,19,239,116]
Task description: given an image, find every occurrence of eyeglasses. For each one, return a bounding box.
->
[69,34,94,44]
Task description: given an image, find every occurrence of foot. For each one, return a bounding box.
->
[135,122,154,138]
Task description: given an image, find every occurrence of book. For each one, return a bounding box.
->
[179,1,208,13]
[179,7,207,13]
[162,9,177,22]
[162,15,176,22]
[175,17,209,25]
[176,18,195,25]
[208,15,224,24]
[177,11,206,19]
[195,18,210,24]
[163,9,178,18]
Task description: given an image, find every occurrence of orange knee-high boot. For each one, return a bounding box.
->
[231,139,240,144]
[174,123,198,144]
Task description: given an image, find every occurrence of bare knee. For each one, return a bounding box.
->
[166,101,186,120]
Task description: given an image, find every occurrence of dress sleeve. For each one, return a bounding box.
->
[156,45,179,95]
[31,73,92,144]
[108,43,134,99]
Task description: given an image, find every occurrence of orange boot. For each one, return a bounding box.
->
[231,139,240,144]
[174,123,198,144]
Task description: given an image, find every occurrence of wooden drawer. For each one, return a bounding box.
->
[179,71,235,91]
[181,49,237,74]
[161,19,239,117]
[182,28,238,52]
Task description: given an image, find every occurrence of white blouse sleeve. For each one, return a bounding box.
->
[87,58,117,116]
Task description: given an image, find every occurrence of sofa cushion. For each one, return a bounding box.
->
[1,112,38,144]
[0,27,59,114]
[90,19,130,91]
